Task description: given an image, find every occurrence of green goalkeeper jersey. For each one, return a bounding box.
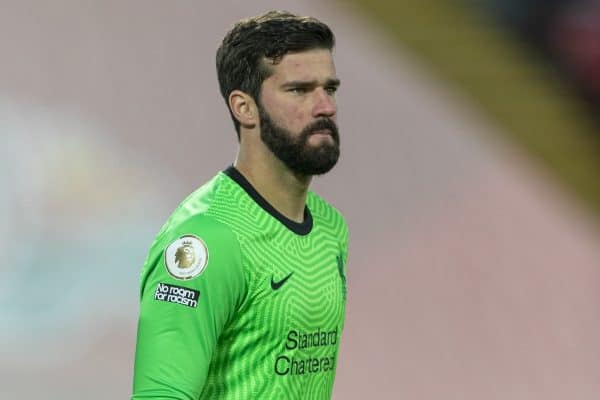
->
[132,166,349,400]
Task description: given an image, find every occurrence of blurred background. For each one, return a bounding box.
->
[1,1,599,398]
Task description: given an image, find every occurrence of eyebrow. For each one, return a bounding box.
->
[281,78,341,89]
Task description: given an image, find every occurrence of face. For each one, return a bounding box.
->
[257,48,340,176]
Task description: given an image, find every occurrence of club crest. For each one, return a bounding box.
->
[337,252,347,300]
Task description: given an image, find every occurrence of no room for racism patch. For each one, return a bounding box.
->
[154,282,200,308]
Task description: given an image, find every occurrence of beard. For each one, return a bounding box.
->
[258,106,340,176]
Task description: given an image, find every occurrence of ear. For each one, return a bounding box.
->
[228,90,258,129]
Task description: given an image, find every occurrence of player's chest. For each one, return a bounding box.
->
[245,234,346,328]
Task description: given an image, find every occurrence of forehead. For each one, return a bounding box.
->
[265,48,336,83]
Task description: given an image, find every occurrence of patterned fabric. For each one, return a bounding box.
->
[132,166,348,400]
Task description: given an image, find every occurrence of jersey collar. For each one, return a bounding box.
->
[223,165,313,236]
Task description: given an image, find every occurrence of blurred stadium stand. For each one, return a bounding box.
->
[473,0,600,119]
[348,0,600,213]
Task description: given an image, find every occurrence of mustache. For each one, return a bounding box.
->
[302,118,339,138]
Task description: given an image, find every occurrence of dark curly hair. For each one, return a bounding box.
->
[216,10,335,139]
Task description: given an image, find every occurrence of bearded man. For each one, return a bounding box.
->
[132,10,349,400]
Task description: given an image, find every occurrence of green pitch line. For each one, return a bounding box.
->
[344,0,600,216]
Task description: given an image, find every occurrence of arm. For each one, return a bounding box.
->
[131,215,246,399]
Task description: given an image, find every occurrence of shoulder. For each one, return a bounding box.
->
[307,191,348,232]
[154,171,240,243]
[162,172,228,227]
[141,173,244,283]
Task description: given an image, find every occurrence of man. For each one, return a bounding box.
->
[131,10,349,399]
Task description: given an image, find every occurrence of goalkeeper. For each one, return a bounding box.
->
[131,10,349,400]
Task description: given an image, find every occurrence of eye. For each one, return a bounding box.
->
[325,86,338,95]
[289,87,308,94]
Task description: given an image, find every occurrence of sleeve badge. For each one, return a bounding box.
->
[164,235,209,280]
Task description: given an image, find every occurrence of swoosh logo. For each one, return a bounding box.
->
[271,272,293,290]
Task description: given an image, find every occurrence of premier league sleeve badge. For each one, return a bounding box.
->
[164,235,209,280]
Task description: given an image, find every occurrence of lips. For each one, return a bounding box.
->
[311,128,332,136]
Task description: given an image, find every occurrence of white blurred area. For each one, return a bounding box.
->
[1,1,599,399]
[0,100,168,365]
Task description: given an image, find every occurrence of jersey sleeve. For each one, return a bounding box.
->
[132,214,246,400]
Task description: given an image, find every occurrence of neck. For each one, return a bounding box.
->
[234,145,311,223]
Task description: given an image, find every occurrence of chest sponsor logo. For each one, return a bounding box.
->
[271,272,293,290]
[154,282,200,308]
[274,327,339,376]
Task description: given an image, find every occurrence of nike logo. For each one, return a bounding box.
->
[271,272,293,290]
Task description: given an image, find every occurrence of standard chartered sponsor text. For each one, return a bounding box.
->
[275,327,338,376]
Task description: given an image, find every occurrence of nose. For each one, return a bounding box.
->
[312,88,336,118]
